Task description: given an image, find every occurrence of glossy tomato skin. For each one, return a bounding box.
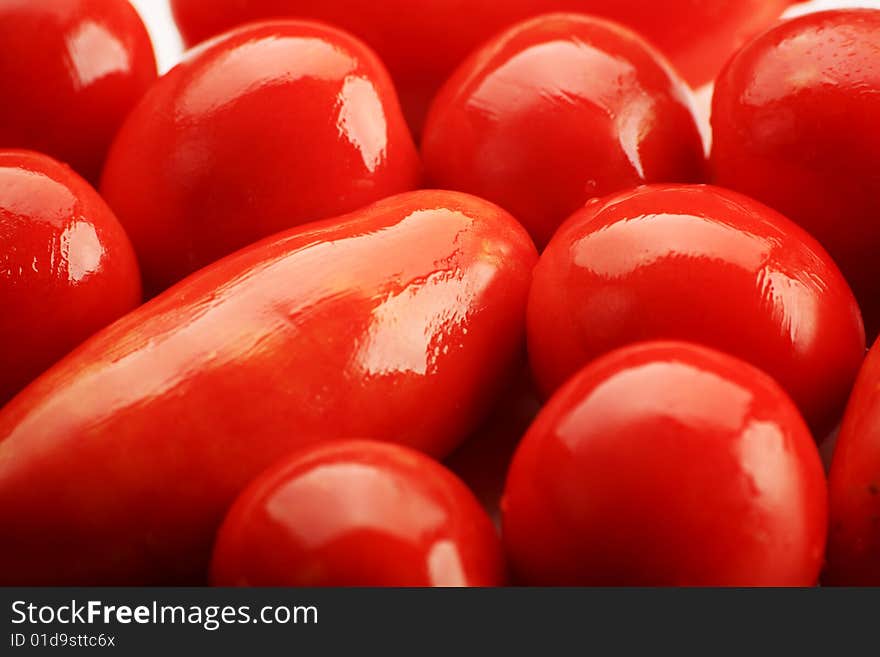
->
[212,440,505,586]
[712,10,880,337]
[422,14,705,249]
[827,339,880,585]
[101,21,421,295]
[0,190,536,585]
[170,0,795,133]
[0,0,156,184]
[503,341,828,586]
[0,150,141,406]
[527,184,864,436]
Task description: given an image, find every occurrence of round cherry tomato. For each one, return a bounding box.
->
[101,20,421,294]
[527,184,864,436]
[421,14,705,248]
[0,190,535,585]
[712,9,880,337]
[503,341,828,586]
[0,0,156,184]
[827,337,880,585]
[0,150,141,406]
[170,0,796,134]
[212,440,505,586]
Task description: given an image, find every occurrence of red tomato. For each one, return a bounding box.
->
[503,341,828,586]
[100,21,421,295]
[712,9,880,337]
[421,14,705,248]
[827,338,880,585]
[211,440,505,586]
[0,150,141,406]
[0,190,536,585]
[170,0,796,134]
[528,184,864,436]
[0,0,156,184]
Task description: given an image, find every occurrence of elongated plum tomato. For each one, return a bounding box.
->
[712,10,880,338]
[212,441,505,586]
[0,150,141,406]
[527,184,864,437]
[100,21,421,295]
[0,190,536,585]
[503,341,828,586]
[170,0,796,133]
[421,14,705,249]
[0,0,156,184]
[827,338,880,585]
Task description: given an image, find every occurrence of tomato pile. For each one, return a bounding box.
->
[1,0,879,587]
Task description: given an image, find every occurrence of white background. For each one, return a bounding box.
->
[129,0,182,73]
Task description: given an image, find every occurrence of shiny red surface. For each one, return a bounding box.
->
[527,184,865,436]
[827,338,880,585]
[0,150,141,406]
[101,20,421,294]
[503,341,828,586]
[0,190,536,585]
[422,14,705,248]
[712,9,880,338]
[170,0,796,134]
[211,441,505,586]
[0,0,156,184]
